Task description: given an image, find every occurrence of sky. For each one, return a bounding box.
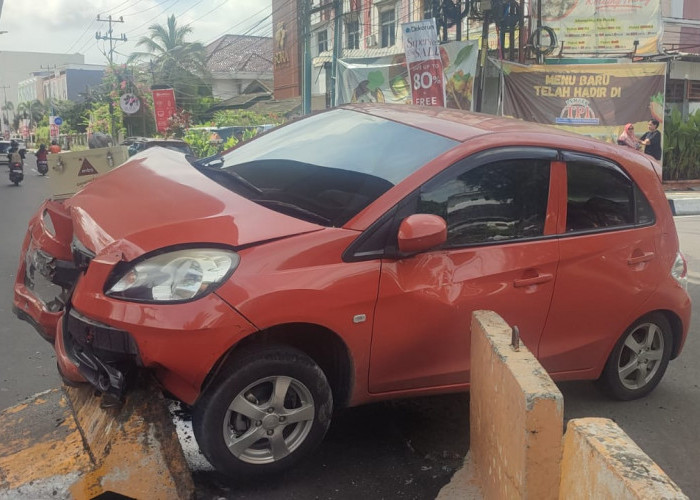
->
[0,0,273,66]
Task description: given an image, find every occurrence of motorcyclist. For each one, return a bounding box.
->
[8,140,26,165]
[36,144,48,162]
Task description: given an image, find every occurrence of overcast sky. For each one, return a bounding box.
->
[0,0,273,66]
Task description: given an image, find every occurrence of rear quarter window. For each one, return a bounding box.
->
[565,159,654,232]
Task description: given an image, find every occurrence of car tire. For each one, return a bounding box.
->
[599,313,673,400]
[192,345,333,477]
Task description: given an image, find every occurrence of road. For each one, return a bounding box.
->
[0,159,697,499]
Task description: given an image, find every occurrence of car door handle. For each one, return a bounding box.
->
[513,273,553,288]
[627,252,655,265]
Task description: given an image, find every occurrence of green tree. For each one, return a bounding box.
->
[17,100,46,130]
[2,100,13,129]
[128,15,211,118]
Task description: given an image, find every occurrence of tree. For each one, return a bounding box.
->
[128,15,212,117]
[2,100,13,129]
[16,100,45,129]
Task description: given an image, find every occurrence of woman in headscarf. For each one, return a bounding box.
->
[617,123,640,149]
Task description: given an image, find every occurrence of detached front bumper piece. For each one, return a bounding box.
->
[59,308,140,399]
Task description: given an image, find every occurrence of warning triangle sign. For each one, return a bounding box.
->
[78,159,99,176]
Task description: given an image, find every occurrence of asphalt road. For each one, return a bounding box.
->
[0,159,698,499]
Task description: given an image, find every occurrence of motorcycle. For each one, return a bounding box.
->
[37,159,48,176]
[9,160,24,185]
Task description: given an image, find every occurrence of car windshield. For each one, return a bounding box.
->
[209,109,458,226]
[0,142,10,153]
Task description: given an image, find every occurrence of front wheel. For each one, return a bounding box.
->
[193,346,333,477]
[598,313,673,400]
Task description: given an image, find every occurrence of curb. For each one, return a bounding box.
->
[667,196,700,216]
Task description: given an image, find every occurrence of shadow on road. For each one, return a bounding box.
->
[190,393,470,500]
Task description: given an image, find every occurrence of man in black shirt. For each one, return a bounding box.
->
[640,119,662,160]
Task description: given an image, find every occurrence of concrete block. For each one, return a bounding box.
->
[0,377,195,500]
[469,310,563,500]
[560,418,687,500]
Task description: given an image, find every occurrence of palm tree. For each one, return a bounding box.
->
[17,100,46,130]
[2,100,14,129]
[128,15,211,112]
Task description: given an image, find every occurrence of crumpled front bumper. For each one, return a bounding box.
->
[13,199,77,342]
[13,199,260,405]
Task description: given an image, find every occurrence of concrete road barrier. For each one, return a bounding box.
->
[0,376,194,499]
[438,310,686,500]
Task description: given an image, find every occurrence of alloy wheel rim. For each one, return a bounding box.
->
[222,375,315,464]
[617,322,664,390]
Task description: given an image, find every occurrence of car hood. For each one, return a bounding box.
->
[65,148,322,258]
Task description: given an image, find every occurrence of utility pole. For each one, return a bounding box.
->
[0,84,9,138]
[96,15,127,143]
[330,0,341,107]
[301,1,311,115]
[303,1,336,114]
[96,15,127,66]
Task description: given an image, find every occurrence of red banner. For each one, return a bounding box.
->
[152,88,176,133]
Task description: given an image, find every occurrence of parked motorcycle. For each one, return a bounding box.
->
[9,160,23,185]
[37,160,48,176]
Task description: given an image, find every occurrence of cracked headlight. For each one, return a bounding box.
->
[106,248,239,302]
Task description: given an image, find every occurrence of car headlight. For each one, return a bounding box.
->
[106,248,239,302]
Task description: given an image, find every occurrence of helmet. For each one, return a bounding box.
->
[10,140,17,147]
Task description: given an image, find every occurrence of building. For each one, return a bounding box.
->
[41,64,106,104]
[274,0,700,116]
[0,51,84,107]
[205,35,273,101]
[662,0,700,117]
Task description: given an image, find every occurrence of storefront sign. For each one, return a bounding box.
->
[541,0,662,56]
[501,61,666,142]
[336,41,477,111]
[152,88,177,133]
[402,19,445,107]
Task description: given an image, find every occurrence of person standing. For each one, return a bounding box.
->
[617,123,640,149]
[640,119,662,160]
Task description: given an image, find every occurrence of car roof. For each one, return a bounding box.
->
[341,103,604,144]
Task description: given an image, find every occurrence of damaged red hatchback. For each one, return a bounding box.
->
[14,104,691,477]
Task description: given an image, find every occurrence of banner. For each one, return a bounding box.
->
[152,88,176,133]
[402,19,445,107]
[336,41,478,111]
[501,61,666,143]
[539,0,662,56]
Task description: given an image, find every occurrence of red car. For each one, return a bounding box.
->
[13,104,691,477]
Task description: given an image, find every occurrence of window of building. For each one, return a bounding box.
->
[380,9,396,48]
[423,0,436,19]
[318,30,328,53]
[347,20,360,50]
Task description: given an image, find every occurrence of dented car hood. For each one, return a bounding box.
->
[64,149,322,258]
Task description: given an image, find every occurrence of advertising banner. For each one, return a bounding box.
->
[402,19,445,107]
[539,0,662,56]
[336,41,478,111]
[501,61,666,142]
[152,88,176,133]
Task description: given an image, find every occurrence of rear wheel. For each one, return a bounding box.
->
[193,346,333,477]
[599,313,673,400]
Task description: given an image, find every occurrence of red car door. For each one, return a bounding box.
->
[538,153,665,379]
[368,148,561,394]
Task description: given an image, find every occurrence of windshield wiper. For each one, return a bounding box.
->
[253,199,331,225]
[199,165,263,195]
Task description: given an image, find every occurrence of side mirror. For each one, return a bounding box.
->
[397,214,447,254]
